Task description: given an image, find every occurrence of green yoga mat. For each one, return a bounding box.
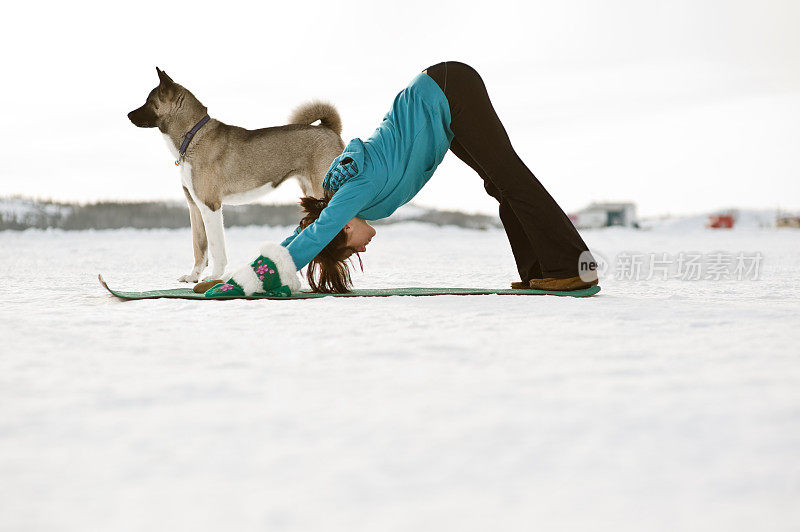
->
[98,274,601,300]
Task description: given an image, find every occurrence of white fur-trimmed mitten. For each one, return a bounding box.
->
[204,242,301,297]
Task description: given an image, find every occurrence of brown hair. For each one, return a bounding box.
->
[298,193,363,293]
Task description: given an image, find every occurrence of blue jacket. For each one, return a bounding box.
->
[280,72,454,269]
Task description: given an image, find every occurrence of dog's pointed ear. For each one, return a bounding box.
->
[156,67,174,85]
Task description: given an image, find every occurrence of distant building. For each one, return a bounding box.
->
[776,215,800,228]
[568,202,638,229]
[706,209,737,229]
[707,214,735,229]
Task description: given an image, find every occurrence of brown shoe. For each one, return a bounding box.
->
[510,280,530,289]
[193,279,225,293]
[528,273,599,291]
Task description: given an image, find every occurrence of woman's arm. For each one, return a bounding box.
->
[283,178,376,270]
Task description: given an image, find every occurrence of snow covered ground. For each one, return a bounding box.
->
[1,221,798,531]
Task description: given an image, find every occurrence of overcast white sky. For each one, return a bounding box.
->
[2,0,798,217]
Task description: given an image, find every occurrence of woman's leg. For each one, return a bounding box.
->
[449,138,544,281]
[427,61,594,279]
[427,62,543,281]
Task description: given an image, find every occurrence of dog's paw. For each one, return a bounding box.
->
[178,273,200,283]
[203,273,225,282]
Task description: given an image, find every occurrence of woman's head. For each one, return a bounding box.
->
[298,194,376,293]
[342,216,376,256]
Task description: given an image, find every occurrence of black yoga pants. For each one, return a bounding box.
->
[425,61,594,280]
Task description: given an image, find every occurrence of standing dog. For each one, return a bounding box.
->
[128,67,344,282]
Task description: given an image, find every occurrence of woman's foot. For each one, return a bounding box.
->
[528,273,599,291]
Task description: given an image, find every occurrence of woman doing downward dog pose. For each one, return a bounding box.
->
[203,61,598,297]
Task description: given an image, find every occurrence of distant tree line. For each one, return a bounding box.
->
[0,198,501,231]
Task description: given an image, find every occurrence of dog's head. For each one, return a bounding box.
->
[127,67,185,131]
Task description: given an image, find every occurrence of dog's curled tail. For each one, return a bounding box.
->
[288,100,342,136]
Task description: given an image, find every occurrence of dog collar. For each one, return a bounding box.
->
[175,114,210,166]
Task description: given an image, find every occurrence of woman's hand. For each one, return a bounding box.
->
[204,242,301,297]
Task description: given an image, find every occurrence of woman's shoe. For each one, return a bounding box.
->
[528,274,599,291]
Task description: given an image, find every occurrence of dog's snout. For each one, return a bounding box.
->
[127,107,141,123]
[127,105,157,128]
